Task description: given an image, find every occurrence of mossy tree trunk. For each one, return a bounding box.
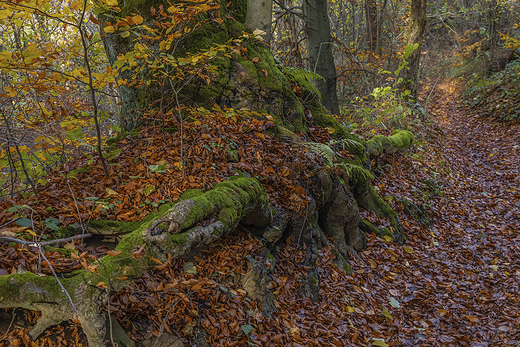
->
[0,179,273,347]
[403,0,427,99]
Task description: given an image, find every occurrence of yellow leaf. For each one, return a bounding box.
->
[404,246,413,254]
[144,184,155,196]
[347,306,355,313]
[104,26,116,33]
[436,308,447,316]
[132,14,143,24]
[326,127,336,134]
[105,0,118,5]
[121,31,130,38]
[255,132,265,140]
[173,161,183,171]
[70,1,83,10]
[106,188,118,195]
[63,242,75,250]
[383,235,393,242]
[167,5,179,13]
[381,310,392,319]
[372,340,388,347]
[34,136,45,143]
[252,29,266,37]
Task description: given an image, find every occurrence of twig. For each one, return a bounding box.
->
[64,176,87,235]
[154,287,208,347]
[37,244,78,315]
[0,217,21,229]
[0,233,91,246]
[0,310,16,342]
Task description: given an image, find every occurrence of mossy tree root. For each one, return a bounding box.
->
[366,130,414,159]
[0,178,273,347]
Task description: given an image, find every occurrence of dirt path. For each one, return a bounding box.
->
[357,80,520,346]
[426,80,520,345]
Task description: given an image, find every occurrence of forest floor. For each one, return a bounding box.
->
[1,79,520,346]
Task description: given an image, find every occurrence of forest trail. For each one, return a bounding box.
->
[356,79,520,346]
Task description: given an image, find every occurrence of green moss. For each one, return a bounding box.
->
[226,149,239,162]
[170,232,189,245]
[330,248,353,274]
[87,203,172,235]
[366,130,414,158]
[380,227,394,239]
[105,129,140,146]
[42,246,77,257]
[162,126,178,134]
[179,189,203,201]
[359,219,379,235]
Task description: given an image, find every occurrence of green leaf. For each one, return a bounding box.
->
[389,297,401,308]
[241,324,254,335]
[44,218,60,231]
[7,206,19,213]
[16,218,32,227]
[372,340,389,347]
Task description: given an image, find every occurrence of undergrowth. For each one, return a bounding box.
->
[462,59,520,122]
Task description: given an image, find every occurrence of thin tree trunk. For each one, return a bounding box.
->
[365,0,377,52]
[303,0,340,115]
[403,0,427,99]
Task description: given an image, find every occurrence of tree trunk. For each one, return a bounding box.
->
[245,0,273,43]
[365,0,377,52]
[303,0,340,115]
[403,0,427,99]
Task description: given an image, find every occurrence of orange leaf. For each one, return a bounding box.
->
[150,257,163,264]
[89,14,99,25]
[293,186,305,195]
[96,282,107,289]
[132,243,147,259]
[107,250,122,256]
[251,57,259,63]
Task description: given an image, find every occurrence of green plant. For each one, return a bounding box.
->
[353,44,419,128]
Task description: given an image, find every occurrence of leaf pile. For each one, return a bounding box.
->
[0,110,323,232]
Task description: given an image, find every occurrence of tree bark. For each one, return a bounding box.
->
[245,0,273,43]
[365,0,377,52]
[403,0,427,99]
[303,0,340,115]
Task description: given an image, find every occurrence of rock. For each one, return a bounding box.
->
[105,315,135,347]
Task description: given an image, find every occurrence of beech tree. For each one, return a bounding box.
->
[302,0,340,115]
[403,0,427,98]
